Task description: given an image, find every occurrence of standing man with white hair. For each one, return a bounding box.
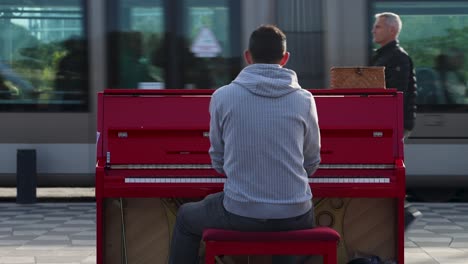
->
[371,12,417,139]
[371,12,421,230]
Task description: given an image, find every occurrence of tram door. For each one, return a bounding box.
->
[372,1,468,200]
[106,0,241,90]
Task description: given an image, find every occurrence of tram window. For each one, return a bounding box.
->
[182,0,233,89]
[0,0,88,112]
[107,0,241,89]
[107,0,165,89]
[372,1,468,111]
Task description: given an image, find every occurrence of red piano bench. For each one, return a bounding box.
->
[203,227,341,264]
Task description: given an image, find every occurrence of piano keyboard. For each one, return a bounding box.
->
[125,177,391,184]
[111,164,395,170]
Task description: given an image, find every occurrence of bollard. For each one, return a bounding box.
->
[16,149,37,204]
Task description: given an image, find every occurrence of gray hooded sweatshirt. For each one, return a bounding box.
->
[209,63,321,219]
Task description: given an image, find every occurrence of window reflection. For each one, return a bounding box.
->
[108,0,165,89]
[184,0,232,88]
[107,0,240,90]
[55,36,87,110]
[434,50,467,104]
[0,1,87,111]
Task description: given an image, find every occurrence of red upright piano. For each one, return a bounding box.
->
[96,88,405,263]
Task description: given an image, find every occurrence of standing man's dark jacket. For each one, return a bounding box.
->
[371,40,417,131]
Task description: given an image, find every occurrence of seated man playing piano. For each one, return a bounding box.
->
[168,25,321,264]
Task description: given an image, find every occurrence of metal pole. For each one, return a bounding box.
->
[16,149,37,204]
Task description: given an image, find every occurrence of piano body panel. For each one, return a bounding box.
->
[100,181,402,198]
[98,196,404,264]
[101,95,211,166]
[107,129,211,164]
[96,89,406,264]
[95,162,104,264]
[102,185,401,198]
[99,89,403,167]
[101,96,211,128]
[102,198,173,264]
[103,168,219,177]
[96,93,104,162]
[320,135,394,164]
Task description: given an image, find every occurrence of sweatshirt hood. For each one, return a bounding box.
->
[232,64,302,98]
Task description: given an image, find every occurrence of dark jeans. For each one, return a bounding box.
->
[403,129,423,230]
[168,192,315,264]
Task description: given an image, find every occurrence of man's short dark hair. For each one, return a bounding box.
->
[248,25,286,64]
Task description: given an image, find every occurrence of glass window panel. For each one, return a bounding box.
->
[373,1,468,108]
[0,0,87,111]
[107,0,240,89]
[108,0,165,89]
[183,0,236,89]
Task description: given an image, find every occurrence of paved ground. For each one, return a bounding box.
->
[0,202,95,264]
[0,188,467,263]
[404,203,468,264]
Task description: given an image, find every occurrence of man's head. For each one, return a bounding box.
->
[372,12,402,47]
[245,25,289,66]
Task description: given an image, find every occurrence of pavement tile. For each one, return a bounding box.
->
[0,256,35,264]
[442,233,468,238]
[404,253,439,264]
[33,235,69,241]
[451,242,468,248]
[35,256,86,263]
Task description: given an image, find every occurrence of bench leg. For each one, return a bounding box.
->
[204,243,216,264]
[324,252,337,264]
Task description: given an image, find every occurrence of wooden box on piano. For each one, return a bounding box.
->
[96,88,405,264]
